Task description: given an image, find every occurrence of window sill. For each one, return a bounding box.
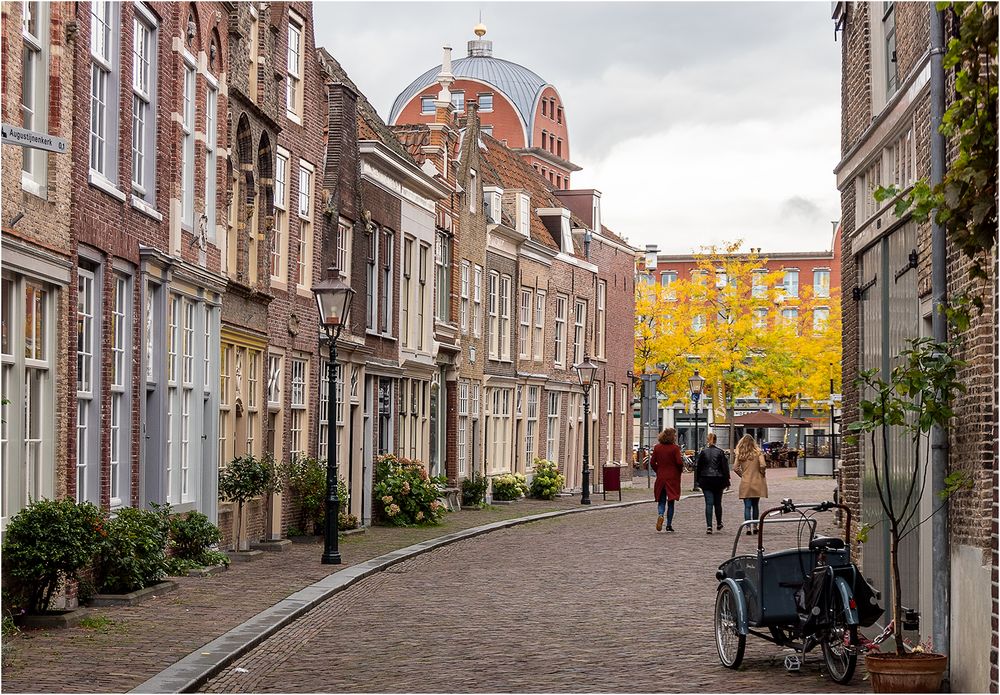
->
[130,195,163,221]
[270,277,288,292]
[88,170,127,202]
[286,111,302,126]
[21,173,47,200]
[295,285,313,300]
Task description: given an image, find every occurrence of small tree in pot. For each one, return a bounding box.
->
[218,454,281,551]
[847,336,968,690]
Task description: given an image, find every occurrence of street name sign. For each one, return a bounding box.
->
[1,123,67,154]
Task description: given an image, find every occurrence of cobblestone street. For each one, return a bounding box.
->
[203,470,870,693]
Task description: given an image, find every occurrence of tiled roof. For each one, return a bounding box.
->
[389,125,432,163]
[480,133,588,256]
[599,224,631,247]
[316,47,420,166]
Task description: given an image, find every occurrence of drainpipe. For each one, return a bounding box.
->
[929,3,950,676]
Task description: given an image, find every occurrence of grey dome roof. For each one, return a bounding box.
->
[388,55,549,144]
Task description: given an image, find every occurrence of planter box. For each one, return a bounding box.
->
[15,609,85,629]
[250,539,292,553]
[89,581,179,607]
[227,550,264,563]
[289,534,324,544]
[187,564,228,578]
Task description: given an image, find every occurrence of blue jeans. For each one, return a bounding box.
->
[702,484,725,528]
[657,490,675,526]
[743,498,760,526]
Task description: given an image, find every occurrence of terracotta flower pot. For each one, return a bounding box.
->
[866,652,948,693]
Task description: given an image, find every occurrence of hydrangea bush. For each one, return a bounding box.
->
[373,454,447,526]
[491,473,528,501]
[529,458,565,500]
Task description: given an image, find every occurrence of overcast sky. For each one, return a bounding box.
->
[313,1,842,254]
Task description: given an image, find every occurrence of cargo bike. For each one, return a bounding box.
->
[713,498,883,684]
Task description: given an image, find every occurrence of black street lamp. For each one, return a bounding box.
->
[312,271,355,565]
[575,356,599,506]
[689,369,705,451]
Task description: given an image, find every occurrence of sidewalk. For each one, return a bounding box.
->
[2,487,653,694]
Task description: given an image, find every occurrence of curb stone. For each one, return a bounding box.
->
[128,498,653,694]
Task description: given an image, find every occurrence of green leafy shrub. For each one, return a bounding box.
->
[219,454,281,550]
[461,474,489,507]
[491,473,528,501]
[1,499,105,613]
[168,510,222,564]
[283,456,351,535]
[373,454,446,526]
[201,549,230,567]
[97,506,170,594]
[164,557,202,576]
[529,459,565,500]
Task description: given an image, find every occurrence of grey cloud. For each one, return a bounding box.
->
[781,196,824,221]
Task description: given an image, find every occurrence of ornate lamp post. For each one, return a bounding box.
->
[312,272,355,565]
[574,356,599,506]
[689,369,705,452]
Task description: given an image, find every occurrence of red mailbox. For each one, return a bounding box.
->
[602,465,622,501]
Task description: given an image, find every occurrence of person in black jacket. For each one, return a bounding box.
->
[695,433,730,534]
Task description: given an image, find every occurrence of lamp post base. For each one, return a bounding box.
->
[321,551,342,565]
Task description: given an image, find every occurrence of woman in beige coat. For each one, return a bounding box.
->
[733,434,768,535]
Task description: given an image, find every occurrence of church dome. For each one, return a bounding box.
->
[388,47,550,143]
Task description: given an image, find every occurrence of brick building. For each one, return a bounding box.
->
[833,2,995,691]
[66,1,229,523]
[640,234,842,449]
[1,1,77,528]
[389,25,580,190]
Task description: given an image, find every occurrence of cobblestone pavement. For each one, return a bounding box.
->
[203,471,870,693]
[1,487,651,694]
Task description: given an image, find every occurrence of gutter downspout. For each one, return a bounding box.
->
[929,4,950,682]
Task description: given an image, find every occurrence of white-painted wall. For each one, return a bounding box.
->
[949,544,991,693]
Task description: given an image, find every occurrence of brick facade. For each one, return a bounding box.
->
[835,3,996,690]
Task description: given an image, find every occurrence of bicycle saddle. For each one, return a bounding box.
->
[809,536,845,551]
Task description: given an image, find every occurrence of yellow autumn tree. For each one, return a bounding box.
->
[634,241,842,418]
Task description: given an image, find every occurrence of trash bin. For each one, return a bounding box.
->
[603,465,622,501]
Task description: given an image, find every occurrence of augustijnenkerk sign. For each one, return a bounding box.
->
[1,123,67,154]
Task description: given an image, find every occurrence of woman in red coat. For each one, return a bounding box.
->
[650,427,684,532]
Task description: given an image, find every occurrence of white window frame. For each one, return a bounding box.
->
[131,4,157,204]
[460,261,470,333]
[420,95,435,115]
[554,294,567,368]
[297,160,315,290]
[533,290,545,361]
[272,149,289,281]
[499,275,512,361]
[782,269,799,298]
[289,357,308,460]
[751,269,767,298]
[337,220,352,280]
[109,274,132,508]
[180,57,196,228]
[472,265,483,338]
[89,0,121,188]
[517,193,530,236]
[21,0,49,196]
[286,12,304,121]
[487,271,499,359]
[204,77,218,241]
[813,306,830,333]
[76,268,98,504]
[518,288,532,359]
[546,391,560,463]
[813,268,831,299]
[596,280,606,359]
[573,299,586,366]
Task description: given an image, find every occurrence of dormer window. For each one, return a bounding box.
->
[420,96,434,114]
[517,193,530,236]
[484,188,502,225]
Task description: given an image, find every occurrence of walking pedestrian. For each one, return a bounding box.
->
[650,428,684,532]
[695,432,730,534]
[732,434,768,535]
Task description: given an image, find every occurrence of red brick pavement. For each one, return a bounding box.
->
[1,488,651,694]
[202,471,871,693]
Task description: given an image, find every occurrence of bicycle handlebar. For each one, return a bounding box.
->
[757,498,852,552]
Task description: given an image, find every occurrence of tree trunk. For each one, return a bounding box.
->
[890,523,906,656]
[237,500,248,552]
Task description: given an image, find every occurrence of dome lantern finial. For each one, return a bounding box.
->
[474,22,487,38]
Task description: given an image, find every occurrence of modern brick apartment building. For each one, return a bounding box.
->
[833,2,996,690]
[1,1,77,529]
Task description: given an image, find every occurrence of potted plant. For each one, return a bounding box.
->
[847,336,966,692]
[218,454,281,551]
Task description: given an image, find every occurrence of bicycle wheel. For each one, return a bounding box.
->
[822,590,859,685]
[715,584,746,668]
